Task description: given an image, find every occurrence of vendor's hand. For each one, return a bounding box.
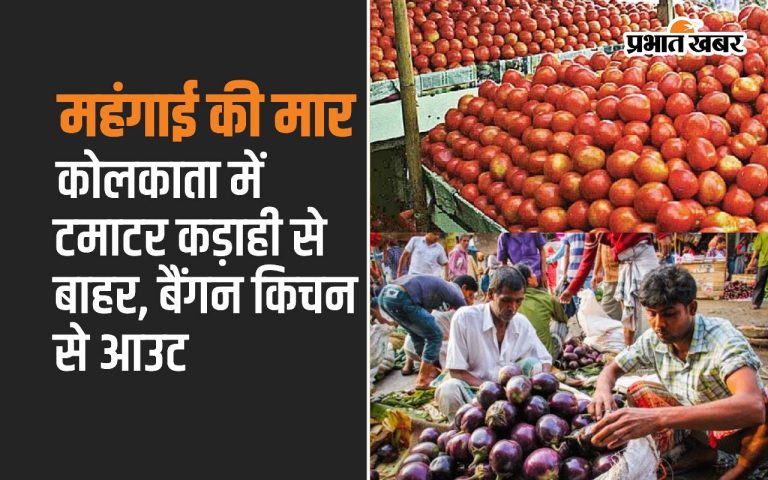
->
[593,271,604,287]
[588,389,617,421]
[719,465,749,480]
[591,408,661,450]
[559,291,573,304]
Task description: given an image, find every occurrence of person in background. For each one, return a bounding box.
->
[448,235,471,280]
[398,232,448,278]
[378,274,476,388]
[547,233,591,315]
[436,266,553,417]
[708,237,727,259]
[747,233,768,310]
[382,238,404,282]
[517,263,569,358]
[400,275,479,376]
[497,232,547,287]
[482,252,501,294]
[560,233,659,345]
[733,237,751,275]
[682,243,697,259]
[657,234,675,265]
[593,237,623,322]
[588,265,768,479]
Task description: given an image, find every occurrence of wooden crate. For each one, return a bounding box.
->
[679,260,727,299]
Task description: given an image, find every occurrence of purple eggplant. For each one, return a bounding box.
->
[419,427,440,444]
[505,375,532,404]
[447,432,473,464]
[522,448,561,480]
[570,414,593,431]
[489,439,523,478]
[592,452,620,475]
[549,391,579,417]
[613,393,626,408]
[560,456,591,480]
[573,346,585,356]
[485,400,517,433]
[576,399,590,414]
[568,361,580,370]
[461,406,486,433]
[509,422,538,455]
[437,429,458,452]
[429,455,457,480]
[564,344,575,354]
[377,443,398,463]
[454,403,474,429]
[523,395,550,424]
[397,461,431,480]
[498,364,523,385]
[412,442,440,460]
[403,453,431,466]
[469,426,497,465]
[531,372,560,396]
[579,357,592,366]
[536,414,571,447]
[562,352,578,362]
[477,381,505,410]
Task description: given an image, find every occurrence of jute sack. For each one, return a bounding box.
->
[595,436,659,480]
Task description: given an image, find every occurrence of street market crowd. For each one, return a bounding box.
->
[370,232,768,479]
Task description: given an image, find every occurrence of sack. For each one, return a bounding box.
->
[577,290,625,354]
[595,436,659,480]
[371,324,395,385]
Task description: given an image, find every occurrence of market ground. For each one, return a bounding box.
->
[371,300,767,480]
[373,300,767,396]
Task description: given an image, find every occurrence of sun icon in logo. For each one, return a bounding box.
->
[668,17,703,33]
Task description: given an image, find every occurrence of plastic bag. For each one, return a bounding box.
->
[576,290,625,354]
[595,436,659,480]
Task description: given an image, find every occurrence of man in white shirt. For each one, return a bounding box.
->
[397,232,448,278]
[435,265,553,417]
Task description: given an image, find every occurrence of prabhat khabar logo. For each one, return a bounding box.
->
[624,16,746,57]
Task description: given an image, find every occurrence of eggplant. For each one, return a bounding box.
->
[568,361,580,370]
[429,455,457,480]
[592,452,620,475]
[461,406,487,433]
[573,346,585,356]
[397,461,431,480]
[577,399,590,414]
[419,427,441,444]
[437,429,458,452]
[371,470,379,480]
[531,372,560,396]
[403,453,431,466]
[564,344,575,354]
[613,393,626,408]
[454,403,474,430]
[489,440,523,478]
[412,442,440,460]
[562,352,579,362]
[522,448,561,480]
[477,381,505,410]
[505,375,532,404]
[570,414,593,431]
[523,395,550,424]
[536,414,571,448]
[485,400,517,434]
[469,426,497,466]
[579,357,592,366]
[377,443,398,463]
[447,432,473,464]
[549,391,579,417]
[560,456,591,480]
[497,364,523,385]
[509,422,538,455]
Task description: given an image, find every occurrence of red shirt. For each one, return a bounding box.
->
[565,233,653,294]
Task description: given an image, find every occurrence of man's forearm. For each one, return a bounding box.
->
[656,394,765,431]
[449,369,484,387]
[397,251,409,276]
[596,362,624,394]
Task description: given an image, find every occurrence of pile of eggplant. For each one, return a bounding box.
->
[555,339,603,371]
[390,365,623,480]
[723,281,754,300]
